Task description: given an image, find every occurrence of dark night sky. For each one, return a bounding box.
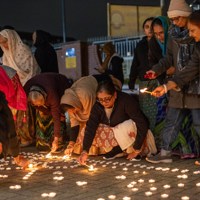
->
[0,0,194,41]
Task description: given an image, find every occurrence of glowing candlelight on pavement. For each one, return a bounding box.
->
[196,182,200,187]
[161,194,169,198]
[123,197,131,200]
[150,187,157,191]
[181,196,189,200]
[62,155,71,160]
[108,195,116,199]
[145,191,152,196]
[149,179,155,183]
[132,188,138,192]
[138,179,144,183]
[163,184,171,189]
[140,88,152,94]
[76,181,87,186]
[45,152,52,159]
[178,183,184,187]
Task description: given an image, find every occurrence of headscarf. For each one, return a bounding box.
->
[0,29,40,85]
[152,16,170,56]
[60,76,98,127]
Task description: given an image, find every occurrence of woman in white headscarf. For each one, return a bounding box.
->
[0,29,41,147]
[0,29,40,86]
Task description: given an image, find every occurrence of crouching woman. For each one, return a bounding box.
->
[78,80,157,165]
[0,92,29,169]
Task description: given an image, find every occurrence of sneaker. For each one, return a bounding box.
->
[146,150,172,164]
[103,146,125,160]
[130,155,141,162]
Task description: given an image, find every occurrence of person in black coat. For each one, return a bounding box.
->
[32,30,59,73]
[0,91,29,169]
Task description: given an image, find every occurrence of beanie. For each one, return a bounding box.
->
[167,0,192,18]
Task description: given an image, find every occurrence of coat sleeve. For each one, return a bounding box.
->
[82,103,102,152]
[172,46,199,88]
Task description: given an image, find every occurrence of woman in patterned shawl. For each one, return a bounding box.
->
[0,29,41,147]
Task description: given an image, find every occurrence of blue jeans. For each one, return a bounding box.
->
[161,107,200,151]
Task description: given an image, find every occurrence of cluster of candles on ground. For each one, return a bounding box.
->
[0,152,200,199]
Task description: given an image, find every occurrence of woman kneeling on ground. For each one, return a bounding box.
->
[78,80,157,165]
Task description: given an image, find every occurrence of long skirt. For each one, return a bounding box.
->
[73,120,157,157]
[35,111,67,152]
[14,104,35,146]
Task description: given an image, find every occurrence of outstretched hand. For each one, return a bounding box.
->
[151,85,166,97]
[77,151,88,165]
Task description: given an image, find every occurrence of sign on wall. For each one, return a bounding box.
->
[107,4,161,37]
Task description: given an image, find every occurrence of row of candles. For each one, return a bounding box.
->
[0,151,199,200]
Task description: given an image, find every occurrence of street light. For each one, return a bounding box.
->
[190,0,200,11]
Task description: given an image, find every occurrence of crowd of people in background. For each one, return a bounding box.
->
[0,0,199,169]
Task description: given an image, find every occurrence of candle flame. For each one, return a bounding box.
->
[46,152,52,158]
[140,88,148,93]
[62,155,71,160]
[140,88,152,94]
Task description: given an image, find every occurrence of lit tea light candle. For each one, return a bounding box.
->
[133,170,139,174]
[62,155,71,160]
[140,88,152,94]
[163,185,171,189]
[182,174,188,179]
[76,181,87,186]
[130,181,137,185]
[196,182,200,187]
[45,153,52,159]
[122,197,131,200]
[145,191,152,196]
[150,187,157,191]
[138,179,144,183]
[123,167,128,171]
[88,165,96,172]
[171,168,179,172]
[108,195,116,199]
[28,164,34,169]
[161,194,169,198]
[149,179,155,183]
[127,184,133,188]
[112,166,116,169]
[48,192,56,197]
[193,170,200,174]
[41,193,49,197]
[181,196,189,200]
[178,183,184,188]
[132,188,138,192]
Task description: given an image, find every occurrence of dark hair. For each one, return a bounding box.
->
[60,104,74,113]
[142,17,154,29]
[151,18,162,29]
[96,80,116,95]
[188,10,200,27]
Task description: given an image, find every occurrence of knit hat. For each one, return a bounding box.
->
[167,0,192,18]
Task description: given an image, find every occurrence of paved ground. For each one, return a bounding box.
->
[0,146,200,200]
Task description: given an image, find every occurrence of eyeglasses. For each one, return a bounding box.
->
[97,95,113,103]
[170,16,180,23]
